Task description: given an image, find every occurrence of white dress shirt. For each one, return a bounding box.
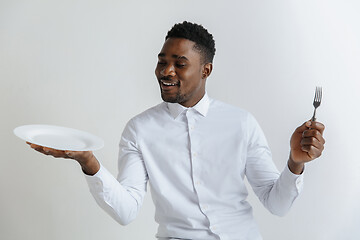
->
[85,93,303,240]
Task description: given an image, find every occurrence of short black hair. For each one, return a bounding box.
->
[165,21,216,64]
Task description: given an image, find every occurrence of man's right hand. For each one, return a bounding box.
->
[27,142,100,175]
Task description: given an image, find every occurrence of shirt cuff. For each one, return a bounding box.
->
[84,163,117,193]
[281,164,304,193]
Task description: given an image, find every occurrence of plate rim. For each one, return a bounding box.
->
[14,124,104,151]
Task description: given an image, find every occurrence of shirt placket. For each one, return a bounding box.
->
[186,109,221,239]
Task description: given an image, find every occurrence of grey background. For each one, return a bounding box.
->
[1,0,359,239]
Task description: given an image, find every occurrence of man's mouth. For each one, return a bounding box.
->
[160,80,179,88]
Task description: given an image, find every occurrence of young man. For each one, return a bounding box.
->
[29,21,325,240]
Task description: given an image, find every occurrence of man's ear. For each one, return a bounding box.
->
[202,63,213,79]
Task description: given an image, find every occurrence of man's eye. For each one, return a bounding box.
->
[157,61,166,65]
[176,63,186,68]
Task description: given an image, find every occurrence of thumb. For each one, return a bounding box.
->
[295,120,311,133]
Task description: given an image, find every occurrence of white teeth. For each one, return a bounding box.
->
[161,81,177,86]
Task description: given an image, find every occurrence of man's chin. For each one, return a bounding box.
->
[161,93,181,103]
[161,96,178,103]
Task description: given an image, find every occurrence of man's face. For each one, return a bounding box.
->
[155,38,207,108]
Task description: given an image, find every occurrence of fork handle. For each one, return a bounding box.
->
[312,108,317,122]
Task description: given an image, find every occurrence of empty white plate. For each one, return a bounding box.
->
[14,124,104,151]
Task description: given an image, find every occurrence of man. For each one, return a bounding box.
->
[29,21,325,240]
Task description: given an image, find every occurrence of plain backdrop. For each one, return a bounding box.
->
[1,0,359,239]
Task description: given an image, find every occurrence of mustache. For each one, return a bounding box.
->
[160,76,174,81]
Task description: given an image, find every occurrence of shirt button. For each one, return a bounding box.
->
[193,152,197,157]
[195,180,201,185]
[210,226,217,231]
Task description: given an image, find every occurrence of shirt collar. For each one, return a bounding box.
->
[167,93,210,119]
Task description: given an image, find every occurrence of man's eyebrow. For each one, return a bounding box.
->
[157,53,189,61]
[174,55,189,61]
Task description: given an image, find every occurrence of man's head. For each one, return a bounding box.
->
[166,21,216,64]
[155,21,215,107]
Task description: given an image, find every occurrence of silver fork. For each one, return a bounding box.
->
[311,86,322,121]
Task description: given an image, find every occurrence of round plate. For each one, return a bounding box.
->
[14,124,104,151]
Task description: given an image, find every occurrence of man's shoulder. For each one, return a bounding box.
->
[210,98,251,118]
[128,102,168,125]
[209,98,262,132]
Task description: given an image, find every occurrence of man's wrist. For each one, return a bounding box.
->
[79,154,100,176]
[288,156,305,175]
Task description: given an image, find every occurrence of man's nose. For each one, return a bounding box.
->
[160,64,176,77]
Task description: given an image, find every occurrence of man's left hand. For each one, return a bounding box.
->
[288,121,325,174]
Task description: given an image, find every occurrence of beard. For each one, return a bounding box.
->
[161,90,185,103]
[160,86,188,104]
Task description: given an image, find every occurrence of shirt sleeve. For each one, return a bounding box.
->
[245,113,303,216]
[84,119,148,225]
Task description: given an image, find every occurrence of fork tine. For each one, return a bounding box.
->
[312,86,322,121]
[319,86,322,102]
[315,86,322,103]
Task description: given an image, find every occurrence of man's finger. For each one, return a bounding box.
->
[309,121,325,135]
[32,147,50,155]
[294,121,312,133]
[29,144,69,159]
[30,143,45,152]
[302,129,326,144]
[29,143,40,148]
[27,142,91,161]
[301,137,324,151]
[42,147,69,158]
[301,145,323,159]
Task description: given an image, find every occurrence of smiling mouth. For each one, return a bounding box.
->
[160,80,179,88]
